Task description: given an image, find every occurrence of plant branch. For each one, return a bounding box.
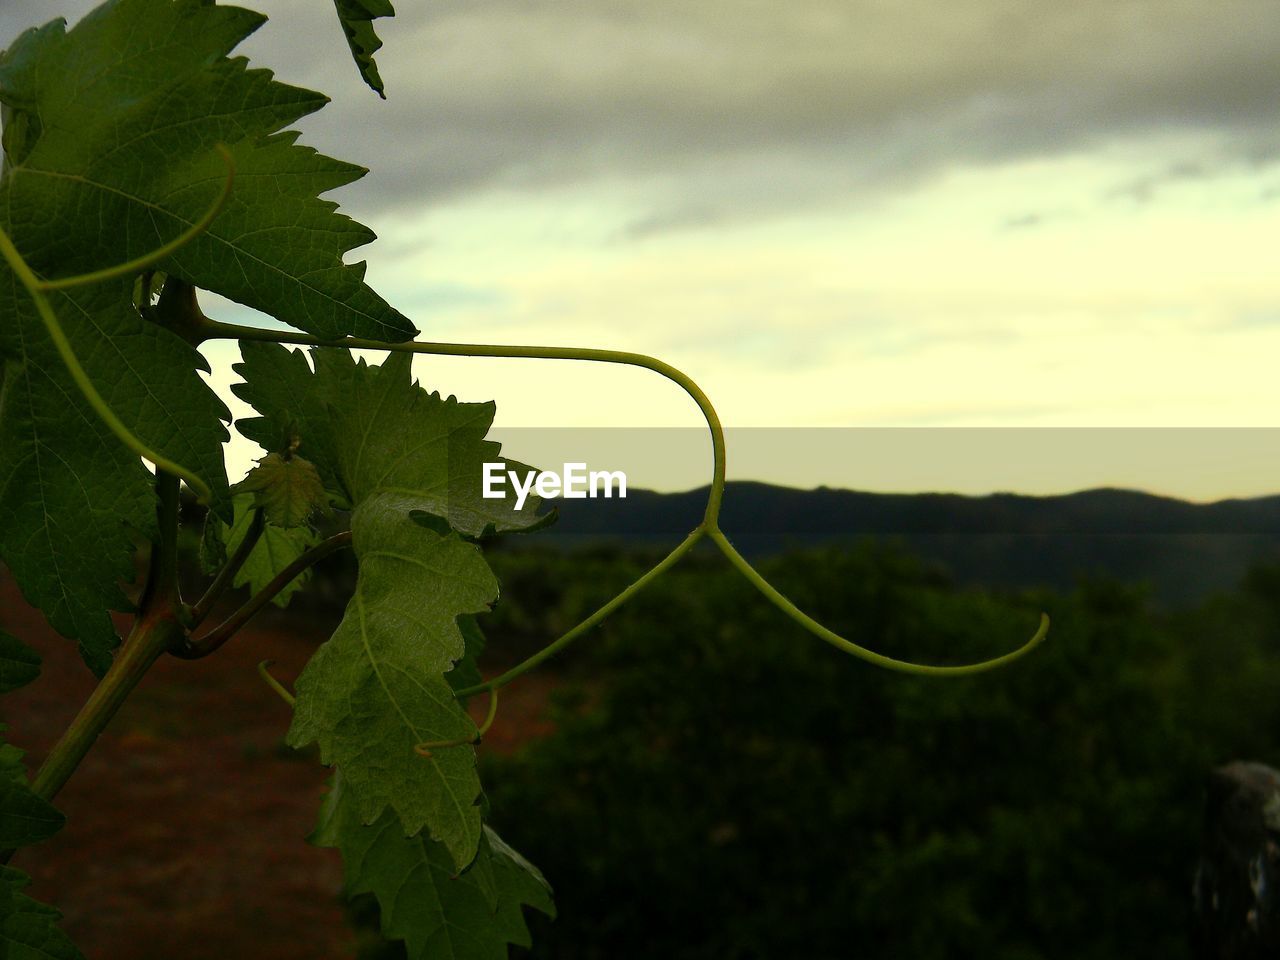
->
[174,531,353,659]
[27,614,182,807]
[14,472,187,819]
[141,471,183,614]
[189,507,265,627]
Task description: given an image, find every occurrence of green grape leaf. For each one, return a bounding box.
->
[0,731,56,843]
[485,829,556,948]
[0,626,80,955]
[313,776,553,959]
[238,453,329,529]
[0,634,40,695]
[446,616,487,697]
[0,727,28,788]
[235,344,548,865]
[0,776,63,851]
[0,867,84,960]
[233,343,545,537]
[286,493,496,869]
[0,278,230,674]
[222,494,319,608]
[0,650,64,851]
[0,0,417,670]
[0,344,145,677]
[230,342,344,498]
[332,0,395,98]
[0,0,415,343]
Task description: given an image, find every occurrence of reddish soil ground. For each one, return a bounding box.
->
[0,573,557,960]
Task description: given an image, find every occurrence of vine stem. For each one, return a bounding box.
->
[174,531,354,659]
[31,474,185,804]
[188,507,265,626]
[0,475,185,867]
[30,616,182,802]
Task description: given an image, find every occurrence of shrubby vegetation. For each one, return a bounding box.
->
[456,539,1280,959]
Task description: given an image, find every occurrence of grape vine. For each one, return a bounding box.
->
[0,1,1049,956]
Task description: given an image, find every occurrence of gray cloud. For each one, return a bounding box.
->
[1107,160,1214,204]
[1105,145,1280,204]
[1000,212,1052,231]
[5,0,1280,231]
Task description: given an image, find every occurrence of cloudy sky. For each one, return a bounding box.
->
[5,0,1280,500]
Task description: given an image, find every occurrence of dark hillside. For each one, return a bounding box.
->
[513,483,1280,606]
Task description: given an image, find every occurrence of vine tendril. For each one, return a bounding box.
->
[707,526,1050,676]
[37,145,236,293]
[2,155,1050,750]
[414,687,500,758]
[0,144,236,505]
[258,659,296,707]
[202,316,1051,715]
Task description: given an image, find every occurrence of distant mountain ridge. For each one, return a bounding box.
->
[535,482,1280,535]
[512,483,1280,607]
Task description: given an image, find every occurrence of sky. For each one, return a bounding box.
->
[4,0,1280,500]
